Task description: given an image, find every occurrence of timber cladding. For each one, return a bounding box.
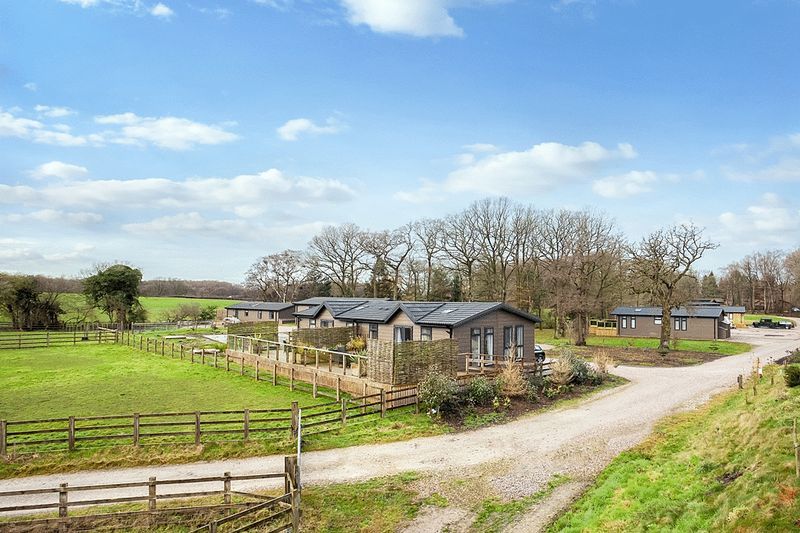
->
[227,321,278,340]
[290,326,353,348]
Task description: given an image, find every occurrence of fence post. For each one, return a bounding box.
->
[226,356,230,372]
[191,347,194,364]
[737,374,743,389]
[313,372,318,398]
[195,412,201,445]
[47,331,50,347]
[243,409,250,441]
[0,420,6,457]
[223,471,232,505]
[181,344,185,360]
[240,357,244,376]
[340,399,347,426]
[336,377,341,401]
[362,383,367,414]
[59,483,68,518]
[73,329,77,346]
[273,363,278,386]
[380,389,386,418]
[794,418,799,479]
[255,360,260,381]
[148,477,157,512]
[415,387,420,415]
[133,413,140,446]
[68,416,76,451]
[171,343,175,358]
[202,350,206,365]
[161,340,165,356]
[290,367,295,391]
[214,351,218,368]
[291,401,299,438]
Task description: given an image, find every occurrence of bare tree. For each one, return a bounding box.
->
[627,223,718,353]
[245,249,308,303]
[412,218,444,300]
[308,224,368,297]
[442,210,481,301]
[469,197,519,301]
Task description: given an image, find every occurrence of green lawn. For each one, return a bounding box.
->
[0,294,241,323]
[550,366,800,532]
[0,344,445,478]
[744,313,797,326]
[535,328,751,355]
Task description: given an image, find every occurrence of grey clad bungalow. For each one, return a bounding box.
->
[225,302,294,322]
[610,306,731,340]
[293,297,541,364]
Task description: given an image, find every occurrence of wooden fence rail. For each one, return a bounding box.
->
[0,459,299,531]
[0,329,117,350]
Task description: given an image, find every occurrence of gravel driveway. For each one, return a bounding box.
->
[2,329,798,531]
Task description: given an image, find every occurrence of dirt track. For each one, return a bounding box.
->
[2,328,798,531]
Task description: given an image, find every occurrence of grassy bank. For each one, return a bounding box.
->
[0,345,444,478]
[550,367,800,531]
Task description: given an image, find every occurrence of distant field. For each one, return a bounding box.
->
[535,328,750,355]
[0,294,241,323]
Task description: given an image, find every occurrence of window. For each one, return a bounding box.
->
[621,316,627,329]
[394,326,413,343]
[471,328,481,356]
[345,321,354,327]
[420,327,432,341]
[654,317,662,325]
[258,311,263,320]
[233,310,239,318]
[368,323,378,340]
[674,317,687,331]
[244,311,249,317]
[503,326,513,356]
[269,311,275,320]
[630,317,636,329]
[484,328,494,356]
[309,319,316,328]
[515,325,524,359]
[681,318,687,331]
[321,320,333,328]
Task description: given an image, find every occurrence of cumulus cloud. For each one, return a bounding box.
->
[396,140,638,201]
[150,3,174,18]
[0,168,356,214]
[0,108,87,146]
[30,161,89,180]
[2,209,102,225]
[276,116,346,141]
[718,193,800,247]
[341,0,465,37]
[34,105,76,118]
[592,170,659,199]
[93,112,239,150]
[23,82,38,92]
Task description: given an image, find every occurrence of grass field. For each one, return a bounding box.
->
[0,294,240,323]
[550,366,800,532]
[744,313,797,326]
[0,344,445,478]
[535,328,751,355]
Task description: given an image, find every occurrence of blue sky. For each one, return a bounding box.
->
[1,0,799,282]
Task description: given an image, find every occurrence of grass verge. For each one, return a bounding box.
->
[549,366,800,532]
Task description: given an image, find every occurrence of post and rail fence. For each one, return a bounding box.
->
[0,459,300,532]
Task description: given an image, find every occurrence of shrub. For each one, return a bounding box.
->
[785,364,800,388]
[783,349,800,365]
[549,357,574,387]
[418,372,460,416]
[594,350,615,376]
[498,360,527,397]
[466,376,498,406]
[346,336,367,352]
[558,348,595,384]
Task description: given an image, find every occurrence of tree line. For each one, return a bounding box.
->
[717,249,800,314]
[245,196,723,349]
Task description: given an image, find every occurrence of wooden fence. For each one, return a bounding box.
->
[0,388,419,457]
[0,329,117,350]
[0,458,299,532]
[463,353,552,377]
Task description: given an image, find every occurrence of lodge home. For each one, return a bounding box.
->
[610,305,731,340]
[224,302,294,322]
[293,297,541,362]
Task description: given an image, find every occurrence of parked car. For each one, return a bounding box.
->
[221,316,241,325]
[792,307,800,313]
[534,344,546,363]
[752,318,794,329]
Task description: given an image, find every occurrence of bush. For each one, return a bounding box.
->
[498,361,527,397]
[785,364,800,388]
[594,350,615,376]
[346,336,367,352]
[549,358,574,387]
[558,348,598,385]
[418,372,460,416]
[783,349,800,365]
[465,376,498,406]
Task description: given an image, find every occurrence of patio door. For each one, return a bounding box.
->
[470,328,481,365]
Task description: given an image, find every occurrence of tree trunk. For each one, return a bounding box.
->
[573,313,587,346]
[659,309,671,354]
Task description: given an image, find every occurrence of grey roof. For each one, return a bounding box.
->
[610,306,724,318]
[225,301,293,311]
[293,296,541,327]
[722,305,746,313]
[293,296,389,305]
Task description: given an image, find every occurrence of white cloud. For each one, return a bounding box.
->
[718,193,800,246]
[23,82,38,92]
[58,0,101,6]
[30,161,89,180]
[392,179,445,204]
[592,170,659,199]
[341,0,477,37]
[150,3,175,18]
[34,105,76,118]
[94,112,239,150]
[0,168,356,214]
[0,108,88,146]
[277,116,346,141]
[123,212,246,236]
[2,209,103,225]
[462,143,498,153]
[721,132,800,182]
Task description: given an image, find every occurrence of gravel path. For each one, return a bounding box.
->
[2,329,798,530]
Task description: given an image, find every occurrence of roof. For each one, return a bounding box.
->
[294,297,541,327]
[224,301,293,311]
[722,305,746,313]
[610,306,724,318]
[293,296,390,305]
